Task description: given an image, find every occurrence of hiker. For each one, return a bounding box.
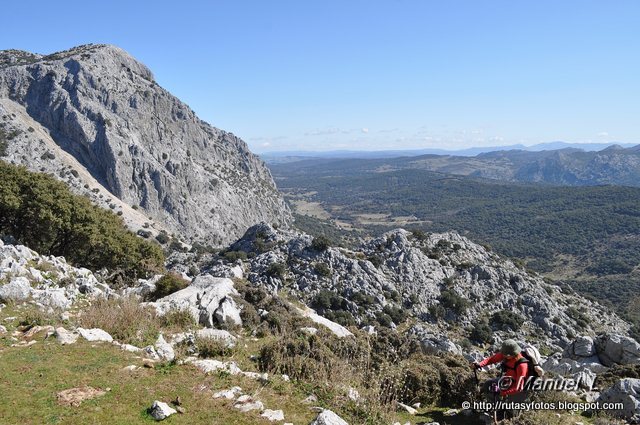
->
[472,339,529,419]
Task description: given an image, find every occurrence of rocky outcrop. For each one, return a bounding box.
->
[597,378,640,423]
[595,334,640,366]
[229,224,629,350]
[0,44,290,245]
[0,239,109,309]
[149,275,242,328]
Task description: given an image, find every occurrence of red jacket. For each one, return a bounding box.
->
[478,352,528,396]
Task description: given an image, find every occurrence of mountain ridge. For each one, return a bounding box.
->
[0,44,291,245]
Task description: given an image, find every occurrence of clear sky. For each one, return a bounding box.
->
[1,1,639,152]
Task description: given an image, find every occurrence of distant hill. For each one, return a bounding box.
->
[268,144,640,187]
[261,141,637,163]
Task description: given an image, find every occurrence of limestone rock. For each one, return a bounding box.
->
[261,409,285,421]
[597,378,640,423]
[309,409,349,425]
[77,327,113,343]
[154,334,175,361]
[595,334,640,366]
[195,328,237,347]
[149,400,177,421]
[152,275,242,328]
[0,276,32,302]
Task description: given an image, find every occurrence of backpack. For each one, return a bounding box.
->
[501,343,545,379]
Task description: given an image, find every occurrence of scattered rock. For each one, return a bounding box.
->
[303,394,318,404]
[299,327,318,335]
[0,325,7,334]
[56,386,107,407]
[397,402,417,415]
[213,386,243,400]
[55,327,78,345]
[23,325,54,339]
[195,328,237,347]
[155,334,175,361]
[233,396,264,413]
[296,307,353,338]
[149,400,177,421]
[77,327,113,343]
[261,409,285,421]
[309,409,349,425]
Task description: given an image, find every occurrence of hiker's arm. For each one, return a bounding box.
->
[477,352,503,368]
[501,362,528,396]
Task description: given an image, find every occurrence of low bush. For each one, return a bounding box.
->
[148,273,190,301]
[491,310,525,331]
[311,235,331,251]
[196,337,235,358]
[470,321,494,344]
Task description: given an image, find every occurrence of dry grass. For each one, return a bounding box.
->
[78,296,160,346]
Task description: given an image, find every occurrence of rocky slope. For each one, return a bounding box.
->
[215,223,629,352]
[0,44,290,245]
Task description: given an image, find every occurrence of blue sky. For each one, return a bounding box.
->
[1,1,639,152]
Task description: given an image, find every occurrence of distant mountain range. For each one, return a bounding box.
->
[261,141,638,163]
[267,143,640,187]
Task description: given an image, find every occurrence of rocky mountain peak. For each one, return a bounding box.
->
[0,44,291,245]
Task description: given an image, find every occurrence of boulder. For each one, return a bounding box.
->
[155,275,242,328]
[309,409,349,425]
[55,327,78,345]
[149,400,177,421]
[195,328,237,347]
[296,307,353,338]
[213,297,242,327]
[564,336,596,358]
[595,334,640,366]
[34,288,72,310]
[154,334,175,362]
[0,276,32,302]
[597,378,640,423]
[213,386,243,399]
[77,327,113,343]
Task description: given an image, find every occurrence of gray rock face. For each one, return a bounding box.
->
[595,334,640,366]
[597,378,640,423]
[0,44,290,245]
[236,224,628,349]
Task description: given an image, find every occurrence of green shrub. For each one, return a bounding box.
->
[382,305,407,324]
[149,273,190,300]
[0,162,164,280]
[155,231,170,244]
[491,310,525,331]
[223,250,247,262]
[470,321,494,344]
[311,235,331,251]
[439,290,469,315]
[313,262,331,277]
[266,262,286,279]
